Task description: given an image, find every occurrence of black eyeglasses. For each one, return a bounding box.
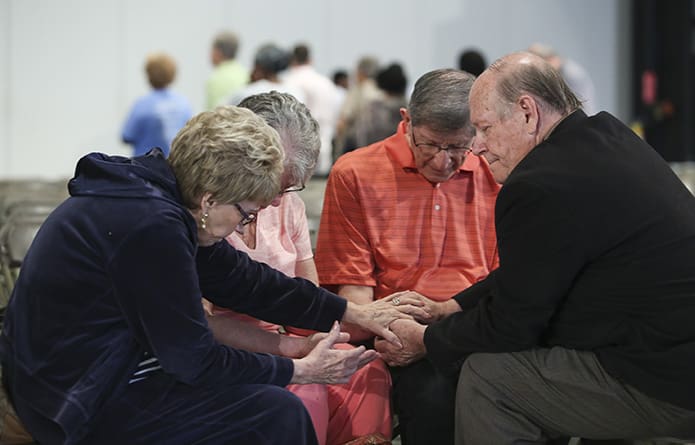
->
[411,128,472,157]
[280,184,306,194]
[234,203,257,225]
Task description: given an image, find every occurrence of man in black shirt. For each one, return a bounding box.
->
[376,51,695,443]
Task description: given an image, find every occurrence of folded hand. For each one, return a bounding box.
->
[374,319,427,367]
[342,291,430,346]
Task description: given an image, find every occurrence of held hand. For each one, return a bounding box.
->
[374,319,427,367]
[381,291,435,323]
[343,292,430,347]
[291,322,378,384]
[385,291,462,324]
[295,330,351,358]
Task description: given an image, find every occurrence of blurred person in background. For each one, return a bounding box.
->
[206,31,249,109]
[457,47,487,77]
[283,43,342,176]
[334,56,382,157]
[228,43,305,105]
[332,69,349,90]
[121,52,192,157]
[528,42,596,115]
[350,62,409,150]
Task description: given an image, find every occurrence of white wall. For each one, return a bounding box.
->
[1,0,10,177]
[0,0,631,179]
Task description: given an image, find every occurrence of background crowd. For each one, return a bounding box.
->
[121,33,596,180]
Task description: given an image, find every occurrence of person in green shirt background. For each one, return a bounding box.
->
[206,31,249,109]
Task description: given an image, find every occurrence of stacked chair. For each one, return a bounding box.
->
[0,179,68,311]
[0,178,67,445]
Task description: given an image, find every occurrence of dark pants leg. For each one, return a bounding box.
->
[391,359,457,445]
[456,348,695,445]
[79,373,318,445]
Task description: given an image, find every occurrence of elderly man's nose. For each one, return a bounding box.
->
[471,137,485,155]
[431,149,452,165]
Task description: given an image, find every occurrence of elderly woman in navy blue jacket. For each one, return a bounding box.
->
[0,106,424,445]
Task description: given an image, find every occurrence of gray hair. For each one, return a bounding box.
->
[238,91,320,186]
[487,52,582,117]
[357,56,380,79]
[213,31,240,60]
[408,69,476,137]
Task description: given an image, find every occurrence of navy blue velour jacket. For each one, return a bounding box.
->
[0,149,347,444]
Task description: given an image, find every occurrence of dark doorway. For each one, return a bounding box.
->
[632,0,694,161]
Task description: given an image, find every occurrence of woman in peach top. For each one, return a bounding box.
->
[205,92,392,445]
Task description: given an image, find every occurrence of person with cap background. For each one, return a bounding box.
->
[228,43,306,106]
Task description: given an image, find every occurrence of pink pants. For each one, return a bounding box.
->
[287,344,392,445]
[212,311,392,444]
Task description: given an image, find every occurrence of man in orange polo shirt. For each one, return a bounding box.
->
[315,69,499,445]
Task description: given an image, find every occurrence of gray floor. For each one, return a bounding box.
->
[297,176,327,251]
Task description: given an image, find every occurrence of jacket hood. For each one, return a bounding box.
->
[68,148,182,204]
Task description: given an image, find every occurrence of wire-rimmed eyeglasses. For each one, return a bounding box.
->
[411,128,472,157]
[280,184,306,194]
[234,203,257,225]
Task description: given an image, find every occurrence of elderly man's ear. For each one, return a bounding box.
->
[519,95,540,135]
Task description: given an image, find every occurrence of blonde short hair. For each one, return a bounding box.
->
[168,106,284,209]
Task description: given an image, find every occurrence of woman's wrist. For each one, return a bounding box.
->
[289,358,309,384]
[278,334,308,358]
[341,302,364,326]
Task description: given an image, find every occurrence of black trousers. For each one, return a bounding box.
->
[391,359,458,445]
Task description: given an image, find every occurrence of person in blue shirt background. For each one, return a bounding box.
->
[121,52,193,157]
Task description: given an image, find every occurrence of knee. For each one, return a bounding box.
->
[417,368,455,397]
[457,353,503,411]
[396,362,456,410]
[356,358,391,386]
[459,353,485,387]
[235,386,317,444]
[255,385,308,415]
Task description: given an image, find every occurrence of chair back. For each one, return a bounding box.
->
[0,192,59,309]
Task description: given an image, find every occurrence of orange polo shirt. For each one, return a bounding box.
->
[315,121,500,301]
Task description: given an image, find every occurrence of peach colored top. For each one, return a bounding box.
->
[213,193,313,331]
